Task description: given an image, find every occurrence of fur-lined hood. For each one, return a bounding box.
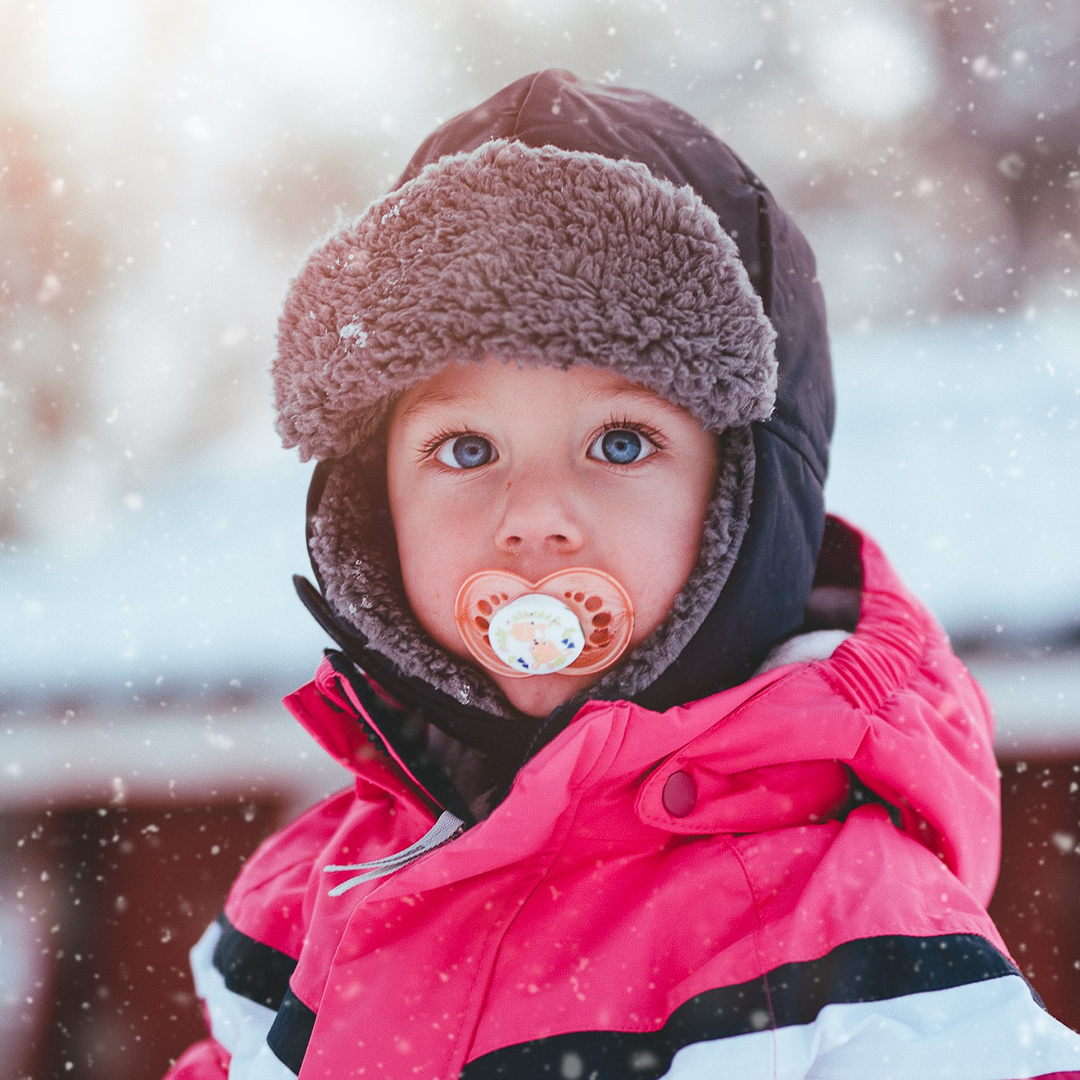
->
[272,70,834,776]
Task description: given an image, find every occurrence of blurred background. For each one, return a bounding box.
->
[2,0,1078,1075]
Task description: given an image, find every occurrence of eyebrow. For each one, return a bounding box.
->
[581,383,675,408]
[579,382,701,423]
[392,386,488,425]
[393,373,694,423]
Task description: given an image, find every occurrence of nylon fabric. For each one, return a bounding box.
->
[660,977,1080,1080]
[189,922,280,1074]
[163,520,1080,1079]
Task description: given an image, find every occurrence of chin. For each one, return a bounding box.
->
[496,672,599,718]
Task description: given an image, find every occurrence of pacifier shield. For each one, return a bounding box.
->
[455,568,634,679]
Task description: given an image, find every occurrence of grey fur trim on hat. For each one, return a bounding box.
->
[273,139,777,461]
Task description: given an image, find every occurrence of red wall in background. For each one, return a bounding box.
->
[990,758,1080,1029]
[7,798,288,1080]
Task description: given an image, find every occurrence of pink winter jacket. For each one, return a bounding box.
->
[166,522,1080,1079]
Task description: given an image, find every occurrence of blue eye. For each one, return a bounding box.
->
[435,434,497,469]
[589,428,656,465]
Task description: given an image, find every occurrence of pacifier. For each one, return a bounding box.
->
[455,568,635,679]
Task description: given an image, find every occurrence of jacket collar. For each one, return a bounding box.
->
[286,518,933,836]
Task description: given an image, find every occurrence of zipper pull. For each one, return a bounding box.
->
[323,810,465,896]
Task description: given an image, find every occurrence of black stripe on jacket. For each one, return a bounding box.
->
[256,932,1021,1079]
[211,915,315,1076]
[212,913,298,1011]
[460,933,1021,1079]
[267,988,318,1075]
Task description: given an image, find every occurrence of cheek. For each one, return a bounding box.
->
[387,465,440,615]
[389,484,488,649]
[672,478,714,573]
[621,523,697,640]
[620,465,715,640]
[393,493,449,596]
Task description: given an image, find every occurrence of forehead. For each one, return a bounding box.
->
[390,360,694,424]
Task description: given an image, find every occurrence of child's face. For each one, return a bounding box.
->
[386,362,719,718]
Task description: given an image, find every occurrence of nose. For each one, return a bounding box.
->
[494,470,584,560]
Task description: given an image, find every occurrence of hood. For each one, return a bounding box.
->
[277,69,834,763]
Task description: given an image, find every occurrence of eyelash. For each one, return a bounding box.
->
[417,416,668,464]
[418,425,486,459]
[598,415,668,452]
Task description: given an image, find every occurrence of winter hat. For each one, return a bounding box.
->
[275,139,775,460]
[273,70,833,754]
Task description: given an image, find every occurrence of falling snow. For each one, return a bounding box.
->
[3,1,1079,1076]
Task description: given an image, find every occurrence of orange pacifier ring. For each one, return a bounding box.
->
[455,568,635,679]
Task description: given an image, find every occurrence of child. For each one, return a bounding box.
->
[167,70,1080,1079]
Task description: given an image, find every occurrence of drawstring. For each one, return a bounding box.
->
[323,810,464,897]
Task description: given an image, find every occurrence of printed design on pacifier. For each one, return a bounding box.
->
[455,568,635,679]
[488,593,585,675]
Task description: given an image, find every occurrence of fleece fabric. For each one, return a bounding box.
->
[164,521,1080,1079]
[276,69,834,747]
[274,138,778,462]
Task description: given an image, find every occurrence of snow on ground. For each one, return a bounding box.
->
[2,418,325,703]
[826,313,1080,647]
